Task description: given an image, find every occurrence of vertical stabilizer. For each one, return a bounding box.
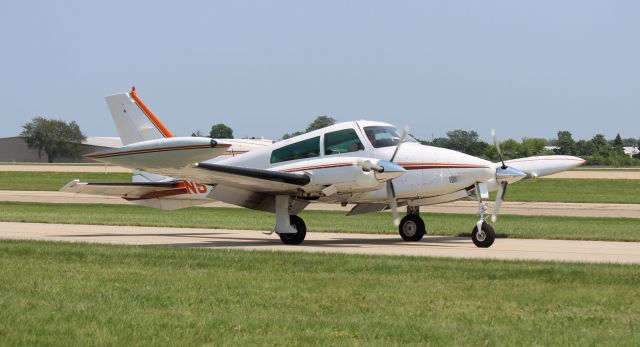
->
[105,87,174,145]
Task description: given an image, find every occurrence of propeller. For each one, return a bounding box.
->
[386,126,409,226]
[490,129,526,222]
[492,129,507,170]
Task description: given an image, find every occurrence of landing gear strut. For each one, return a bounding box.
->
[273,195,307,245]
[472,182,495,248]
[399,206,426,242]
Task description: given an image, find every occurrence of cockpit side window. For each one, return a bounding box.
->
[270,136,320,163]
[324,129,364,155]
[363,126,399,148]
[363,126,416,148]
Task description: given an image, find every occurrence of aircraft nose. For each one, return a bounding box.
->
[374,160,406,181]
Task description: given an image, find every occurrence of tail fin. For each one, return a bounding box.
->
[105,87,174,145]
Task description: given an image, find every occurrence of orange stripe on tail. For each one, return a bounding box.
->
[129,86,174,138]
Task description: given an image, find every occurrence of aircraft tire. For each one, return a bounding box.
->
[279,215,307,245]
[398,215,426,242]
[472,222,495,248]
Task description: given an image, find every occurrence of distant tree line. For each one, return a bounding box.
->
[550,131,639,166]
[281,115,336,140]
[22,116,639,166]
[419,130,640,166]
[191,116,336,140]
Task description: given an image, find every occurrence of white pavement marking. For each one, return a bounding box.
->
[1,222,639,264]
[2,190,639,218]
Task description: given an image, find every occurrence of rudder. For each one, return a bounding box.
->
[105,87,173,145]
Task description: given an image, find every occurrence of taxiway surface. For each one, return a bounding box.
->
[1,222,639,264]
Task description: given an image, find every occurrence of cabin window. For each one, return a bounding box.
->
[270,136,320,163]
[324,129,364,155]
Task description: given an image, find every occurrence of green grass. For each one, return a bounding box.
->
[0,240,638,346]
[0,171,130,191]
[2,201,640,242]
[490,178,640,204]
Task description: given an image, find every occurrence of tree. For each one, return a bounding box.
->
[281,115,336,140]
[520,138,549,157]
[444,130,487,156]
[621,137,638,147]
[209,124,233,139]
[612,133,625,156]
[484,138,521,161]
[590,134,611,156]
[305,115,335,132]
[281,131,304,140]
[556,130,575,155]
[191,130,203,137]
[20,117,86,163]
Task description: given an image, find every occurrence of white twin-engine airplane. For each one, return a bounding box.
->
[62,87,586,248]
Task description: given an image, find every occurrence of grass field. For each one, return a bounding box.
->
[0,171,131,191]
[1,171,640,204]
[1,201,639,241]
[0,240,638,346]
[492,178,640,204]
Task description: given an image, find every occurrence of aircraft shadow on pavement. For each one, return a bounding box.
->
[56,231,471,249]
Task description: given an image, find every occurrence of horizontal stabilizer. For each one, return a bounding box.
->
[60,179,212,210]
[61,179,184,199]
[85,137,231,170]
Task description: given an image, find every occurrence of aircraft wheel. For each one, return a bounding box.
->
[398,215,426,242]
[472,221,495,248]
[279,215,307,245]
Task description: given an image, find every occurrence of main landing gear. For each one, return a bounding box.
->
[398,206,426,242]
[279,215,307,245]
[273,195,307,245]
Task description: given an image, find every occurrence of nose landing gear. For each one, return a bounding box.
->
[398,206,426,242]
[472,182,496,248]
[471,221,495,248]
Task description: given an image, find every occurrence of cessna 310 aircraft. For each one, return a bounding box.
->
[62,87,586,248]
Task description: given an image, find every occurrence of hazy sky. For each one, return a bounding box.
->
[1,1,638,141]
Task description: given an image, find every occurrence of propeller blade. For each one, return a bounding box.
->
[390,126,410,163]
[386,181,400,226]
[491,129,507,169]
[491,181,508,222]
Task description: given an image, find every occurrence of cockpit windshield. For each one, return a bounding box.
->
[363,126,416,148]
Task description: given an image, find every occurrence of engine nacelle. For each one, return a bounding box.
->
[274,157,406,195]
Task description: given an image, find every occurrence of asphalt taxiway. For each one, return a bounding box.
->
[1,222,638,264]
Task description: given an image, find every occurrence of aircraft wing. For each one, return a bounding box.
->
[145,163,311,193]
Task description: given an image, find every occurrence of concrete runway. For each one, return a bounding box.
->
[1,222,639,264]
[2,190,639,218]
